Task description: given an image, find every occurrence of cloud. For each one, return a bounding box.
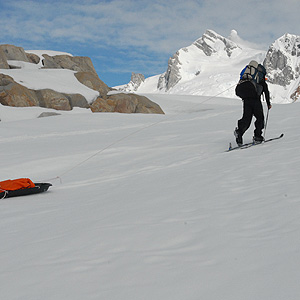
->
[2,0,300,51]
[1,0,300,85]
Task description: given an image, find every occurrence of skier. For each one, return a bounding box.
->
[234,61,272,146]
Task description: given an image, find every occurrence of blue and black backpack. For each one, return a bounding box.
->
[235,60,266,99]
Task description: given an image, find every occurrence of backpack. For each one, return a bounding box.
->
[235,60,266,99]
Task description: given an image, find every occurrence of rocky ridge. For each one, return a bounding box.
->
[0,44,164,114]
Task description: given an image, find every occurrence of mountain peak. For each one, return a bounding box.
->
[193,29,240,57]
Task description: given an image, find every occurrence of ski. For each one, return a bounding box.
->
[226,133,284,152]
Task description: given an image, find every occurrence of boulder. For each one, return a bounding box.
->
[0,44,29,62]
[42,54,97,74]
[74,71,111,98]
[63,93,89,108]
[0,74,39,107]
[35,89,71,110]
[90,93,164,114]
[38,112,61,118]
[26,52,40,64]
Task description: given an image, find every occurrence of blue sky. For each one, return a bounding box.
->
[0,0,299,87]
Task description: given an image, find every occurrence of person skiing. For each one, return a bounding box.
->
[234,60,272,146]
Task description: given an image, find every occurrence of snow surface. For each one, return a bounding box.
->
[1,94,300,300]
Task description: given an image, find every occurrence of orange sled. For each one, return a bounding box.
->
[0,178,52,199]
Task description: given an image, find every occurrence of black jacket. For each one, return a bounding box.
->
[260,80,271,108]
[236,79,271,108]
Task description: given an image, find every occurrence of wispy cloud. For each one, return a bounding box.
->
[1,0,300,86]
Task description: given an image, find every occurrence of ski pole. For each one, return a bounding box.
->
[263,94,269,139]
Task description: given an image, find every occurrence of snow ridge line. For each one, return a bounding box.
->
[45,85,236,183]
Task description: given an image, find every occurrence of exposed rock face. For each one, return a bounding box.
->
[0,74,39,107]
[90,93,164,114]
[264,33,300,86]
[74,71,111,98]
[130,73,145,90]
[119,73,145,92]
[158,53,182,91]
[42,54,97,74]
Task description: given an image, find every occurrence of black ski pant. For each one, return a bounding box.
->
[238,98,264,138]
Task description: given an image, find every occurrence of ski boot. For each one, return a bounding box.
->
[234,127,243,146]
[253,135,264,144]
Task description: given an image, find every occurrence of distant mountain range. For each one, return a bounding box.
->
[117,30,300,104]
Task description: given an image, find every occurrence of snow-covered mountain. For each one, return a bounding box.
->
[117,30,300,104]
[156,30,258,92]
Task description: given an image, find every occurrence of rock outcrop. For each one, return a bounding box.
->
[0,44,164,114]
[0,74,89,110]
[90,93,164,114]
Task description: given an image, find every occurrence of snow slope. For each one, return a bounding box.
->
[1,95,300,300]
